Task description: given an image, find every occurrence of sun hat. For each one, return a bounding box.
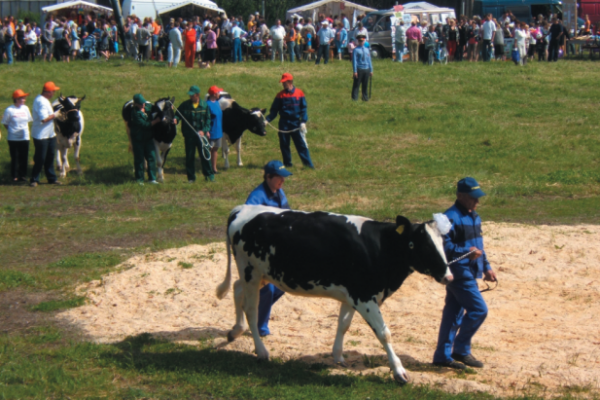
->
[457,177,486,198]
[279,72,293,83]
[208,86,223,96]
[264,160,292,177]
[187,85,201,95]
[12,89,29,99]
[356,33,367,39]
[43,82,60,92]
[133,93,146,105]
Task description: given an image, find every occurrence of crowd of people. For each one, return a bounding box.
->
[396,12,581,65]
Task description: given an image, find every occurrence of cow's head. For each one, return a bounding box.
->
[153,97,176,126]
[396,215,453,285]
[57,94,85,123]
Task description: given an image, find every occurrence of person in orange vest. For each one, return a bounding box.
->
[183,21,196,68]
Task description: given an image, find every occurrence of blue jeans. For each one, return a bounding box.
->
[482,39,492,61]
[395,41,405,62]
[232,38,242,62]
[31,137,58,183]
[315,44,330,64]
[433,279,488,363]
[6,41,14,64]
[287,41,295,62]
[278,130,314,168]
[257,284,285,336]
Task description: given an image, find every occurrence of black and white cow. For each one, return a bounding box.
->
[53,95,85,177]
[209,92,266,169]
[216,205,453,384]
[122,97,176,182]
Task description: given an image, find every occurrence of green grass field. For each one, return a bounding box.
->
[1,57,600,399]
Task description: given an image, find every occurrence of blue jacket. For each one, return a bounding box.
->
[266,86,308,132]
[443,201,491,281]
[245,182,290,209]
[352,45,373,73]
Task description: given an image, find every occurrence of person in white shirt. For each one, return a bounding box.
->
[24,25,38,62]
[30,81,61,187]
[270,19,286,62]
[481,14,496,61]
[2,89,33,182]
[168,21,183,67]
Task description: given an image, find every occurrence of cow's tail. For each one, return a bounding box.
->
[216,225,233,300]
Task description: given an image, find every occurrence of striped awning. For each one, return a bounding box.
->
[42,1,113,14]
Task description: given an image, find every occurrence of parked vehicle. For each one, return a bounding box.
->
[473,0,563,22]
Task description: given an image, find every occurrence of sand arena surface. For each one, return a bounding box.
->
[57,223,600,397]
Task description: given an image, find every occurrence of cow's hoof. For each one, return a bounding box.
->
[227,331,236,342]
[237,163,243,167]
[393,372,409,385]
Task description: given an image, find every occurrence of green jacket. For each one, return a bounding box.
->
[129,104,154,142]
[177,99,211,139]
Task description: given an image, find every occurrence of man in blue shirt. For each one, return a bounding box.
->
[433,177,497,370]
[316,21,335,65]
[231,24,246,63]
[245,160,292,336]
[352,33,373,101]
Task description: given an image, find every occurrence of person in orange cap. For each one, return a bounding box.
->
[265,73,314,169]
[2,89,33,182]
[206,85,224,173]
[30,82,61,187]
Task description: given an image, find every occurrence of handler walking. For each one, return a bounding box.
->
[265,73,314,169]
[30,82,61,187]
[177,85,215,182]
[352,33,373,101]
[245,160,292,336]
[129,93,161,185]
[433,177,497,370]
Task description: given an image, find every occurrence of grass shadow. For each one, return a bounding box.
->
[75,165,135,186]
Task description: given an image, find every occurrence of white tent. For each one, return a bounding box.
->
[122,0,224,20]
[286,0,377,27]
[42,0,113,15]
[157,0,225,16]
[401,2,455,14]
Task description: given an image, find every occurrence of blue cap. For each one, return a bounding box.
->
[264,160,292,177]
[457,177,486,198]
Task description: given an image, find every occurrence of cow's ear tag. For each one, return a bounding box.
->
[396,225,405,235]
[408,242,414,249]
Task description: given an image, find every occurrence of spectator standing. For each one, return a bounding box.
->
[0,20,5,64]
[316,21,334,65]
[151,18,160,59]
[356,21,369,41]
[129,93,161,185]
[5,18,15,64]
[137,22,152,61]
[418,20,429,63]
[352,33,372,101]
[548,18,563,62]
[342,13,350,30]
[2,89,32,182]
[295,21,304,61]
[494,20,505,60]
[206,86,223,174]
[30,82,61,187]
[467,20,479,61]
[204,25,217,65]
[183,21,196,68]
[168,21,183,67]
[285,22,297,62]
[270,20,286,62]
[15,20,24,61]
[481,14,496,61]
[231,23,246,63]
[514,22,528,65]
[394,20,406,62]
[266,73,314,169]
[335,21,348,60]
[457,18,468,61]
[70,22,80,59]
[24,24,37,61]
[406,21,421,62]
[447,19,459,61]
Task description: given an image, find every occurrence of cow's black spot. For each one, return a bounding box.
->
[244,264,253,283]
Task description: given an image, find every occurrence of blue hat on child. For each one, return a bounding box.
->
[264,160,292,177]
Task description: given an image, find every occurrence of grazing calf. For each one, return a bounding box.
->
[217,205,453,385]
[53,95,85,178]
[210,92,266,169]
[122,97,176,182]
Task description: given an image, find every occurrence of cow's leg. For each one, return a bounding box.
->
[356,301,409,384]
[235,139,242,167]
[241,273,269,360]
[154,140,164,182]
[74,137,82,175]
[222,138,230,170]
[57,146,69,178]
[332,302,355,364]
[55,145,63,172]
[227,279,249,342]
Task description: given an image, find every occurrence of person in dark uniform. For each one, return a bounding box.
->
[245,160,292,336]
[129,93,161,184]
[176,85,215,182]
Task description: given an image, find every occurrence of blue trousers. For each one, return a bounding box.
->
[258,284,285,336]
[278,131,314,168]
[6,41,14,64]
[315,44,330,64]
[287,41,295,62]
[232,38,242,62]
[31,137,58,184]
[433,279,488,363]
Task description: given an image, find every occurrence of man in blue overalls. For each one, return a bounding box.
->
[433,177,498,370]
[245,160,292,336]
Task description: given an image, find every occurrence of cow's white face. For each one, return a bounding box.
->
[425,223,453,284]
[407,221,453,284]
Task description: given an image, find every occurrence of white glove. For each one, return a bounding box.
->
[300,123,307,134]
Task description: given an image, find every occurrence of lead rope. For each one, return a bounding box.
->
[447,250,499,293]
[167,100,211,161]
[264,119,302,134]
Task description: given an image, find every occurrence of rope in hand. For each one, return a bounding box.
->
[447,250,499,293]
[264,119,302,134]
[167,100,211,161]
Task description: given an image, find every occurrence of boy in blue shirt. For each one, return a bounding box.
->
[206,85,224,173]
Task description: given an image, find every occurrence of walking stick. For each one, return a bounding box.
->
[368,73,372,100]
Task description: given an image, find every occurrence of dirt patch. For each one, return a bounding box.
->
[0,291,55,333]
[56,223,600,397]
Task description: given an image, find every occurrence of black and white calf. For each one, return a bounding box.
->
[53,95,85,177]
[216,205,453,384]
[210,92,266,169]
[122,97,176,182]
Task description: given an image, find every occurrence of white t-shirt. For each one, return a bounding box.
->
[2,105,33,141]
[270,25,286,40]
[31,95,56,140]
[482,20,497,40]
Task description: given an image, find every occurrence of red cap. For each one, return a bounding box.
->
[12,89,30,99]
[208,85,223,96]
[279,73,293,83]
[43,81,60,92]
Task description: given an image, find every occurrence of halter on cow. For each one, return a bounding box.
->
[53,95,85,178]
